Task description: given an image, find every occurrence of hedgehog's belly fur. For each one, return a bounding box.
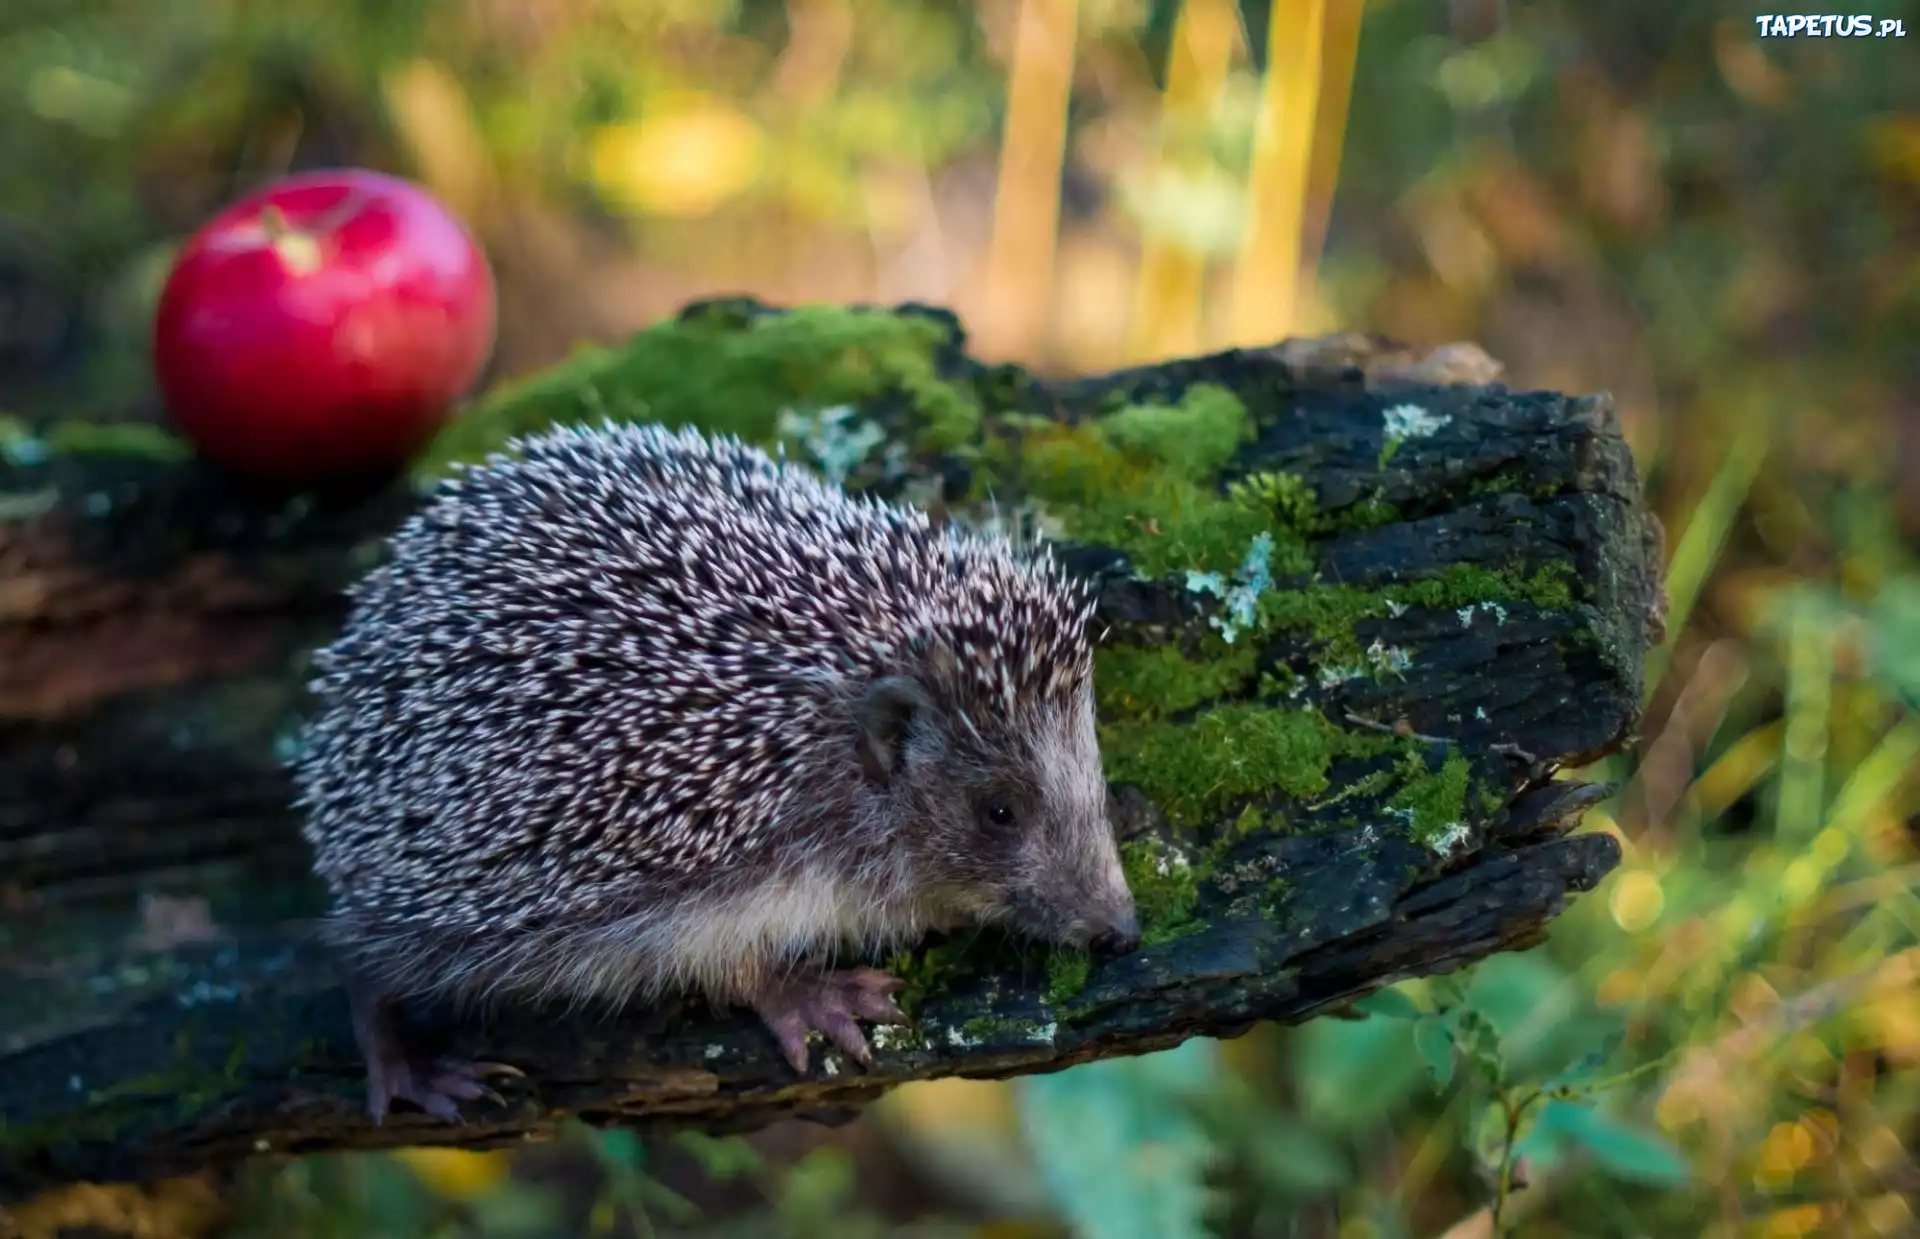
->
[323,856,930,1013]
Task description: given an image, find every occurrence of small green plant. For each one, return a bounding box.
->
[575,1123,703,1236]
[1353,971,1690,1235]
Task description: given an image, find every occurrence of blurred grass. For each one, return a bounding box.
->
[1230,0,1321,345]
[4,0,1920,1235]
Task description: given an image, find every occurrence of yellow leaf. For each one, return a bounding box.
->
[1849,987,1920,1063]
[1595,967,1644,1007]
[393,1147,511,1199]
[883,1076,1017,1135]
[1866,115,1920,184]
[1607,868,1665,933]
[1761,1204,1836,1238]
[589,95,765,219]
[1863,1192,1915,1235]
[1753,1121,1813,1189]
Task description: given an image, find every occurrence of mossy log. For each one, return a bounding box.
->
[0,300,1663,1195]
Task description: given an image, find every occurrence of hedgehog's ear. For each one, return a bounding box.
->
[856,675,937,785]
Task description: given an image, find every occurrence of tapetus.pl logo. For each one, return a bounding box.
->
[1752,14,1907,36]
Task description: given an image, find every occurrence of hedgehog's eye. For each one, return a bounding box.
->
[980,798,1018,829]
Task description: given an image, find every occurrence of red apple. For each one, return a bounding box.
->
[153,168,496,483]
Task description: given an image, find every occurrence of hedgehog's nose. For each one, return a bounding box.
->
[1090,910,1141,956]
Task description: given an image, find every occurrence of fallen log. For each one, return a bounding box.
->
[0,301,1664,1195]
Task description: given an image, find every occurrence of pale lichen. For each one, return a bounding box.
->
[777,404,887,484]
[1383,403,1450,440]
[1184,532,1275,644]
[1379,402,1452,467]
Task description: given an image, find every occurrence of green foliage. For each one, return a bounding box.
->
[0,415,190,462]
[1518,1101,1691,1187]
[1845,577,1920,712]
[1415,1010,1456,1090]
[1016,1039,1220,1239]
[768,1148,889,1239]
[1352,987,1423,1021]
[1349,961,1689,1232]
[580,1124,703,1233]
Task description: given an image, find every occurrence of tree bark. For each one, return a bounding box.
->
[0,303,1663,1195]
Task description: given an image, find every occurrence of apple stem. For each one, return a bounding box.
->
[258,204,291,241]
[255,203,326,278]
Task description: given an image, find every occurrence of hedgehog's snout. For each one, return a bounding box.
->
[1088,909,1142,956]
[1042,869,1141,954]
[1045,905,1140,954]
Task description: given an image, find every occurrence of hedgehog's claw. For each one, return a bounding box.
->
[383,1059,519,1123]
[752,968,910,1076]
[349,979,520,1124]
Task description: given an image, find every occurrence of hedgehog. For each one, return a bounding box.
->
[294,419,1141,1122]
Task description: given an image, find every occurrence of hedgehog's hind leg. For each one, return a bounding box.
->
[347,977,523,1124]
[750,967,909,1075]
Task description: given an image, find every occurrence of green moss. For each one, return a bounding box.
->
[48,421,193,460]
[1329,495,1402,530]
[1016,385,1317,581]
[1252,562,1581,669]
[1390,562,1577,612]
[958,1014,1051,1041]
[1014,382,1581,719]
[1228,803,1276,838]
[886,938,972,1013]
[1045,948,1091,1004]
[1306,764,1402,811]
[1102,704,1367,829]
[1387,750,1474,847]
[0,415,193,464]
[1118,837,1203,945]
[1101,384,1254,480]
[1092,474,1311,581]
[1226,470,1318,528]
[420,303,980,475]
[1093,642,1258,722]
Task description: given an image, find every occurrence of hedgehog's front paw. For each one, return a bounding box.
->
[750,968,909,1075]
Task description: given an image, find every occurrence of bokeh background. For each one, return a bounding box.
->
[5,0,1920,1236]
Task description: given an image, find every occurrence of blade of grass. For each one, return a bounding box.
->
[1232,0,1326,345]
[1827,712,1920,838]
[1643,422,1771,696]
[1775,599,1835,847]
[1686,720,1782,824]
[1129,0,1243,363]
[1295,0,1364,313]
[981,0,1081,361]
